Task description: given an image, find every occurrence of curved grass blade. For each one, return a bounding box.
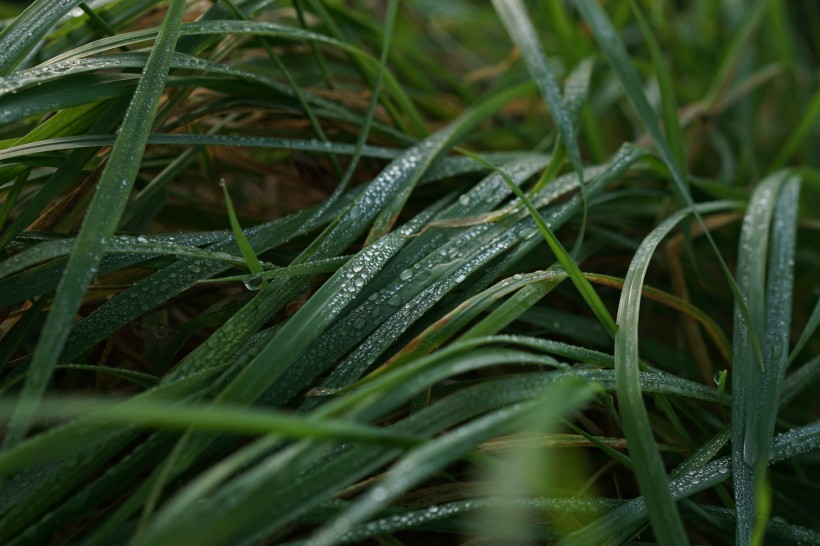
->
[613,201,738,545]
[571,0,766,373]
[2,0,187,448]
[733,173,800,542]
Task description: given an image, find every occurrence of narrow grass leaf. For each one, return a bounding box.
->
[0,0,84,75]
[2,0,187,448]
[613,202,735,545]
[571,0,766,372]
[219,180,267,289]
[491,0,586,184]
[731,172,787,543]
[458,148,617,336]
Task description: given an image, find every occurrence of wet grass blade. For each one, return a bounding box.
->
[730,172,784,543]
[2,0,187,448]
[733,173,799,543]
[0,0,84,75]
[613,202,734,546]
[571,0,766,372]
[458,148,617,336]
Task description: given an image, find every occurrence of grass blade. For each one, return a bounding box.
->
[571,0,766,373]
[0,0,84,75]
[3,0,187,448]
[457,148,617,336]
[613,202,734,546]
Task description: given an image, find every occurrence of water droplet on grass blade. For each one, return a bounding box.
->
[243,275,263,290]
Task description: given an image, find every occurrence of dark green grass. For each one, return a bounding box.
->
[0,1,818,545]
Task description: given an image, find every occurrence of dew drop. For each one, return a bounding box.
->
[243,275,263,291]
[400,269,413,281]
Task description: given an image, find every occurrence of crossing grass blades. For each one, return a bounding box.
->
[0,0,818,544]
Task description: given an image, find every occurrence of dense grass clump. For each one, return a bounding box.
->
[0,1,818,544]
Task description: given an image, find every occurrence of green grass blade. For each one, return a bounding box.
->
[756,176,800,460]
[457,148,618,336]
[627,0,685,170]
[219,180,267,289]
[571,0,766,375]
[731,172,787,543]
[0,397,420,446]
[2,0,187,448]
[0,0,84,75]
[310,378,594,546]
[613,202,733,546]
[491,0,586,184]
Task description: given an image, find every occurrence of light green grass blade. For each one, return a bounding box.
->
[309,378,594,546]
[0,365,225,476]
[219,180,267,289]
[2,0,187,448]
[458,148,617,336]
[0,397,420,446]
